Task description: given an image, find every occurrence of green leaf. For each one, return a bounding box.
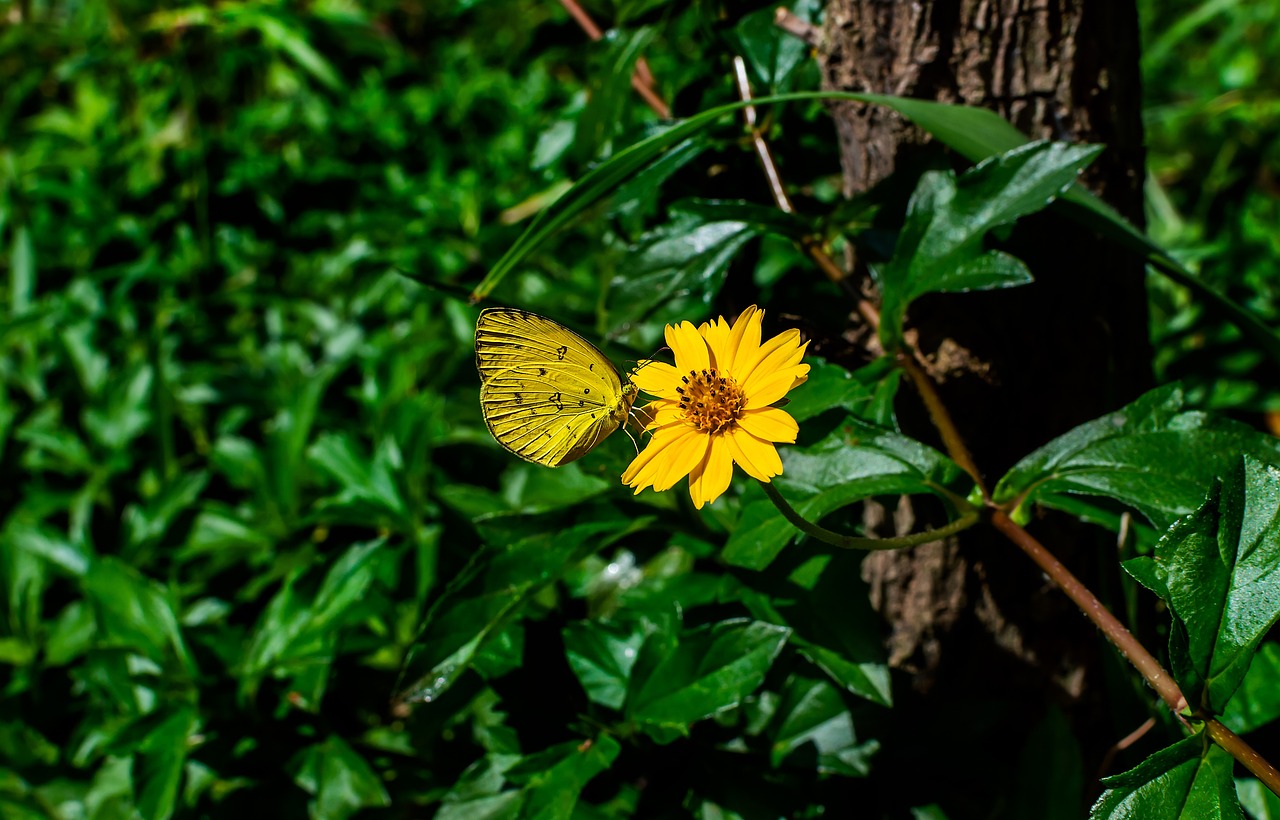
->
[395,521,631,705]
[499,462,610,514]
[563,620,646,710]
[1237,778,1280,820]
[473,88,1280,363]
[1221,643,1280,734]
[575,28,658,162]
[724,417,968,569]
[238,540,388,703]
[308,433,408,522]
[608,199,807,332]
[782,358,899,424]
[1123,458,1280,714]
[291,735,390,820]
[83,362,154,452]
[768,675,878,776]
[626,619,790,735]
[508,736,621,820]
[743,554,891,706]
[8,223,34,316]
[1091,734,1243,820]
[875,141,1101,348]
[732,0,821,93]
[1008,708,1084,820]
[438,736,621,820]
[994,385,1280,531]
[82,558,193,673]
[122,707,200,820]
[472,91,1031,302]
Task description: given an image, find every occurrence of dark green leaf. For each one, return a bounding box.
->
[782,358,899,424]
[768,676,878,776]
[82,558,193,672]
[1091,734,1242,819]
[732,0,821,93]
[240,539,387,701]
[1123,457,1280,713]
[995,385,1280,531]
[626,619,790,734]
[395,521,629,705]
[291,735,390,820]
[576,28,658,162]
[472,91,1033,301]
[1237,778,1280,820]
[1221,643,1280,735]
[132,707,200,820]
[563,620,646,710]
[509,736,621,820]
[743,555,891,706]
[608,199,808,333]
[1008,708,1084,820]
[875,141,1101,348]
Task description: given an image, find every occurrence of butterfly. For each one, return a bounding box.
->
[475,307,638,467]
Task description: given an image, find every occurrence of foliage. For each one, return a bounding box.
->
[1,1,1278,819]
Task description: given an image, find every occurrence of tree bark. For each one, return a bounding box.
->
[817,0,1153,801]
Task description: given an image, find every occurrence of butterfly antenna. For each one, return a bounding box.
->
[622,421,641,456]
[624,347,671,381]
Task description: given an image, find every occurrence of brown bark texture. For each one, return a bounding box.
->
[816,0,1153,790]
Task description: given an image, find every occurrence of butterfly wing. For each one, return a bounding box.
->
[476,307,637,467]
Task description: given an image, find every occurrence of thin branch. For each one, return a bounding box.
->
[1205,718,1280,797]
[760,479,980,551]
[990,509,1186,713]
[557,0,669,118]
[731,55,860,301]
[1094,717,1156,785]
[898,352,988,498]
[774,7,822,47]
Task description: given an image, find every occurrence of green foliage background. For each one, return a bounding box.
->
[1,0,1279,818]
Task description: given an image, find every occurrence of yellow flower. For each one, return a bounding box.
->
[622,305,809,508]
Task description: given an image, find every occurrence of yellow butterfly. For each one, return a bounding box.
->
[475,307,638,467]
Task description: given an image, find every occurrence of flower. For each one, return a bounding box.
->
[622,305,809,508]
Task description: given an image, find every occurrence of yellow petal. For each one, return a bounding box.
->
[644,400,684,430]
[734,330,797,387]
[740,333,807,395]
[723,305,761,373]
[630,360,681,398]
[688,433,734,509]
[665,320,710,374]
[737,406,799,443]
[629,399,682,433]
[744,363,810,408]
[726,426,783,480]
[700,316,732,370]
[623,426,690,489]
[653,429,710,491]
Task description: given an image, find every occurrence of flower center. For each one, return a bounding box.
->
[676,368,744,434]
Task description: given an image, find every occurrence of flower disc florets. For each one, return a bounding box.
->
[622,305,809,509]
[677,369,744,434]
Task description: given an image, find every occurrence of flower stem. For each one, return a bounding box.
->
[758,479,980,551]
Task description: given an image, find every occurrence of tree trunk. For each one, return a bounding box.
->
[818,0,1153,803]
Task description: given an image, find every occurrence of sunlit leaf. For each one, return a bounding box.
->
[1124,457,1280,714]
[995,385,1280,530]
[1091,734,1242,819]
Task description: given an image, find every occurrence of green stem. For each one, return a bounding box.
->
[758,479,979,551]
